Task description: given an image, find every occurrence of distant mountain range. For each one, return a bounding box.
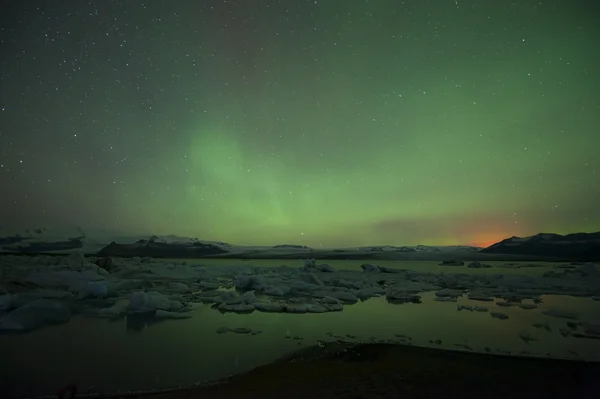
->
[0,227,598,261]
[480,232,600,260]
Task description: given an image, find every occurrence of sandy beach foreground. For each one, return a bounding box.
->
[99,341,599,399]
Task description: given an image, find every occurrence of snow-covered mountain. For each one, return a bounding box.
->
[0,227,236,254]
[3,226,596,260]
[0,226,481,256]
[480,232,600,260]
[354,245,480,253]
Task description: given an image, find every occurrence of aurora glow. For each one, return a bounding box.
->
[0,0,598,247]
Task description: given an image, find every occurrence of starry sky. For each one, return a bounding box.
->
[0,0,599,248]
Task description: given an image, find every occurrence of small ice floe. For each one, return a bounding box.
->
[435,296,456,303]
[454,343,474,351]
[490,311,509,320]
[467,261,492,268]
[518,303,537,310]
[215,327,262,335]
[496,301,519,307]
[542,308,579,320]
[438,260,464,266]
[467,293,495,302]
[127,291,185,313]
[532,322,551,332]
[0,299,70,331]
[518,330,538,344]
[457,304,488,312]
[386,288,421,304]
[435,288,464,298]
[360,264,380,272]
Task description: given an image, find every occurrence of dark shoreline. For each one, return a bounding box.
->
[81,341,599,399]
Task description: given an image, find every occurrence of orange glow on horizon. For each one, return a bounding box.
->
[469,235,508,248]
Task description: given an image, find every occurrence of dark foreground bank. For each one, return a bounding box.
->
[98,342,599,399]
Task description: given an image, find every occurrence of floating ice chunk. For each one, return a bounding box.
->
[559,328,571,337]
[216,291,237,302]
[146,263,204,280]
[454,343,474,351]
[496,301,519,307]
[395,281,439,293]
[519,303,537,310]
[532,322,551,331]
[234,274,267,291]
[518,330,538,343]
[98,303,126,318]
[169,282,191,293]
[65,252,85,268]
[26,270,105,287]
[316,290,359,304]
[582,322,600,338]
[154,310,192,319]
[11,290,75,308]
[0,294,11,310]
[284,304,310,313]
[438,260,464,266]
[127,291,174,312]
[354,287,385,300]
[115,279,145,291]
[254,302,285,312]
[317,264,335,272]
[435,289,463,298]
[327,277,364,290]
[307,273,324,286]
[231,291,256,304]
[360,264,380,272]
[467,261,492,268]
[302,258,317,270]
[0,299,70,331]
[542,308,578,319]
[77,281,115,299]
[264,285,291,296]
[467,293,494,302]
[231,327,252,334]
[306,303,328,313]
[322,302,343,311]
[218,303,255,313]
[490,311,509,320]
[435,296,456,302]
[319,296,342,304]
[386,288,421,304]
[378,266,404,273]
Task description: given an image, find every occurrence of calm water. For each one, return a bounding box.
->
[2,260,599,398]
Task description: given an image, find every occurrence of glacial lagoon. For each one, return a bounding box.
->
[1,257,599,398]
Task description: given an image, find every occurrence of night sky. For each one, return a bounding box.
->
[0,0,598,248]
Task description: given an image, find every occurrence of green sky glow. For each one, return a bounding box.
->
[1,1,598,247]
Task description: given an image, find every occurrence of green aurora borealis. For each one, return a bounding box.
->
[0,0,598,247]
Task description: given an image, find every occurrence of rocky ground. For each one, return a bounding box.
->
[105,341,599,399]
